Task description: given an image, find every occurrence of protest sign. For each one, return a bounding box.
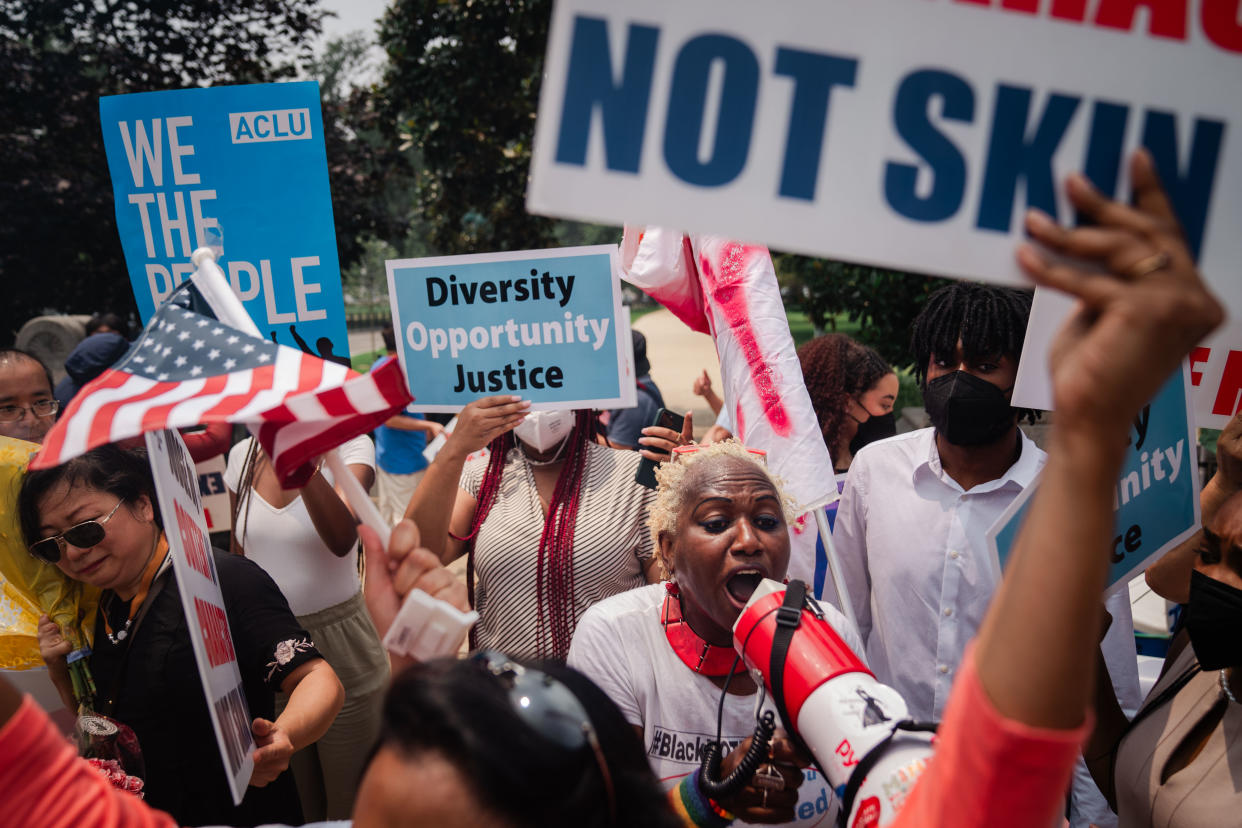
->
[528,0,1242,427]
[1015,286,1242,430]
[146,429,254,804]
[197,454,232,535]
[100,82,350,360]
[386,246,634,411]
[989,363,1200,597]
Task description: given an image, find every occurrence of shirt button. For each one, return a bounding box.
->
[949,549,960,559]
[938,665,950,674]
[943,608,953,617]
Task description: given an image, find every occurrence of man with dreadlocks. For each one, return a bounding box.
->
[405,395,663,661]
[828,282,1142,826]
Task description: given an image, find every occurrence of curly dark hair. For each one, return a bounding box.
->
[797,334,892,462]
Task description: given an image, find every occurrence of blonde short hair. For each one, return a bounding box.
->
[648,440,797,575]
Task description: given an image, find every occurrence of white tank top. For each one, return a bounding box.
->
[224,435,375,616]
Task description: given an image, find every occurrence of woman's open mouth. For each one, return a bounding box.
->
[725,569,765,604]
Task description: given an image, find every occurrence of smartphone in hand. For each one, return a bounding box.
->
[634,408,685,489]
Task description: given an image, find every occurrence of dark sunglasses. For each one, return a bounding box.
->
[29,500,125,564]
[471,650,616,823]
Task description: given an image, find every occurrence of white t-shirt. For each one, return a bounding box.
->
[568,583,865,827]
[224,435,375,616]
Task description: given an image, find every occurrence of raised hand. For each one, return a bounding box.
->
[445,395,530,457]
[1017,150,1224,435]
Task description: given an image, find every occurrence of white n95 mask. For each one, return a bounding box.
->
[514,410,575,453]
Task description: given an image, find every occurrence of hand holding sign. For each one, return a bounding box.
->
[249,717,294,787]
[1017,150,1225,436]
[443,396,531,460]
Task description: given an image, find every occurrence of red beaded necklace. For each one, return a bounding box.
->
[661,583,738,677]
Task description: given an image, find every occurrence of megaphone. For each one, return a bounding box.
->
[732,579,935,828]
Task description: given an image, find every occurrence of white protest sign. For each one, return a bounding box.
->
[196,454,232,535]
[387,245,634,411]
[145,429,254,804]
[1015,284,1240,430]
[528,0,1242,427]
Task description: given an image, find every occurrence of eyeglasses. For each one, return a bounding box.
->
[29,500,125,564]
[671,444,768,462]
[0,399,58,423]
[471,650,616,823]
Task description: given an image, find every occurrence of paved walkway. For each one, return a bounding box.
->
[632,309,722,438]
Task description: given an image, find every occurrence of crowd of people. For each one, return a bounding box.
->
[0,152,1237,828]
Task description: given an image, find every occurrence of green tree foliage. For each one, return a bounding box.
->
[776,254,952,371]
[377,0,556,255]
[311,31,415,273]
[0,0,326,341]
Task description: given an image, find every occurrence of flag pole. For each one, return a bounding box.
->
[190,248,392,548]
[813,508,859,632]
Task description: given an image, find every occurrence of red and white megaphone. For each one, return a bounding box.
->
[733,579,935,828]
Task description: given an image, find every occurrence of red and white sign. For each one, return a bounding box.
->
[530,0,1242,428]
[146,429,254,804]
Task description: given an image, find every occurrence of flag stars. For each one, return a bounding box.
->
[226,335,239,345]
[258,353,272,363]
[223,358,237,370]
[157,373,169,381]
[190,366,203,377]
[211,327,224,336]
[177,331,190,341]
[197,319,210,328]
[133,355,146,364]
[174,356,187,368]
[242,344,255,354]
[208,348,221,360]
[193,340,205,350]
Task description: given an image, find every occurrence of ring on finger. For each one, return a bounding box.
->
[753,763,786,792]
[1126,250,1171,279]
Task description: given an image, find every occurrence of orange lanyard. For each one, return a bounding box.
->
[103,535,169,643]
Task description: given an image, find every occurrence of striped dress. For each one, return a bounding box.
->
[460,441,657,659]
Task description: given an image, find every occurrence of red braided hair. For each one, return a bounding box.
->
[458,410,594,659]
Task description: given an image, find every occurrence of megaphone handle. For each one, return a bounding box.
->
[697,710,777,800]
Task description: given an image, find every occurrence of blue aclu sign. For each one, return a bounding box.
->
[386,246,633,411]
[100,82,349,360]
[989,364,1200,595]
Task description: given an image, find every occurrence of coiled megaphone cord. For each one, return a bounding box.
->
[697,709,777,799]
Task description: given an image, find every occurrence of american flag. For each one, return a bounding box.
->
[32,301,412,486]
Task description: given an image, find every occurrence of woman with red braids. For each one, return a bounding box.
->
[404,395,665,660]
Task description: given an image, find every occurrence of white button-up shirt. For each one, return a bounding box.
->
[829,426,1046,720]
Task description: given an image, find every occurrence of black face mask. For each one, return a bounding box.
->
[922,370,1015,447]
[1185,569,1242,671]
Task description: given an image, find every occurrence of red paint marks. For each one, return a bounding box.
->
[699,242,792,438]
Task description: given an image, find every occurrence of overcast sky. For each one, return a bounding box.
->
[315,0,390,82]
[320,0,389,42]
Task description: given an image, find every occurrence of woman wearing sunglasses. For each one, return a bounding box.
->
[20,444,344,827]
